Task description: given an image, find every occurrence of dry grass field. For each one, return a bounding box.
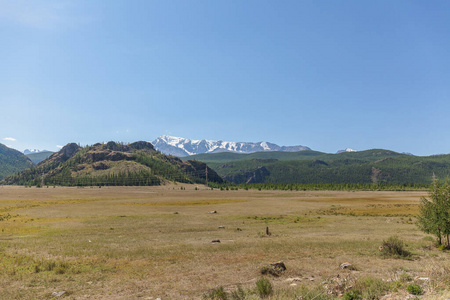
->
[0,185,448,299]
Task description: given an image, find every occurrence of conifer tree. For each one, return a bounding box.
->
[417,178,450,247]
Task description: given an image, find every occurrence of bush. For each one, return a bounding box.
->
[293,285,331,300]
[230,285,246,300]
[354,277,390,300]
[437,244,447,251]
[204,286,228,300]
[256,277,273,298]
[380,236,411,258]
[407,283,423,295]
[343,290,362,300]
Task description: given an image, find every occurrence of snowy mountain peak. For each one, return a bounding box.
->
[24,149,42,155]
[337,148,357,154]
[152,135,311,157]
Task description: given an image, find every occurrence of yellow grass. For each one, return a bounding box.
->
[0,185,448,299]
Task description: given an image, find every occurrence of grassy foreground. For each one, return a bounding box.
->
[0,185,448,299]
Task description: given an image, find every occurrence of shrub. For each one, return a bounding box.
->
[407,284,423,295]
[380,236,411,258]
[354,277,390,300]
[399,272,413,283]
[437,244,447,251]
[45,261,57,271]
[256,277,273,298]
[204,286,228,300]
[230,285,246,300]
[293,285,331,300]
[343,290,362,300]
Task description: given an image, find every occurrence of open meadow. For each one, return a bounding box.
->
[0,185,448,299]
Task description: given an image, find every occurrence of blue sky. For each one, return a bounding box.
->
[2,1,450,156]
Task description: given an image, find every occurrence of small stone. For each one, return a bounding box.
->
[340,262,352,269]
[416,277,429,281]
[52,291,66,297]
[285,277,301,283]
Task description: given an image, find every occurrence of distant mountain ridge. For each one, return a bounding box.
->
[24,149,48,155]
[25,150,54,164]
[190,149,450,185]
[152,135,311,157]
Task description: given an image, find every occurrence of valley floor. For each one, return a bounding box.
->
[0,185,448,299]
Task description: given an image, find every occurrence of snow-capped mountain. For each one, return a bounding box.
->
[336,148,358,154]
[24,149,44,155]
[152,135,311,157]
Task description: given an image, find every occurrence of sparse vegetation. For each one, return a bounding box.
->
[255,277,273,298]
[407,283,423,295]
[0,186,447,298]
[204,286,228,300]
[352,277,391,300]
[230,285,246,300]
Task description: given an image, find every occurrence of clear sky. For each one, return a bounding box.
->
[2,0,450,156]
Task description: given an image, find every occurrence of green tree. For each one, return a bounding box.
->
[417,178,450,247]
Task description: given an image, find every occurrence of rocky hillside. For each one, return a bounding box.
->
[2,141,223,186]
[0,143,34,180]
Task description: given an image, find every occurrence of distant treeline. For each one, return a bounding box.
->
[208,182,430,191]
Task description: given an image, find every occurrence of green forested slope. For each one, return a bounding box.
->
[190,150,450,185]
[0,144,33,180]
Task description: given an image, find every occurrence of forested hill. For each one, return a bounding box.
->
[185,149,450,185]
[2,141,223,186]
[0,143,34,180]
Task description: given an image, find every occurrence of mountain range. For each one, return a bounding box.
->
[152,135,311,157]
[2,136,450,187]
[2,141,222,186]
